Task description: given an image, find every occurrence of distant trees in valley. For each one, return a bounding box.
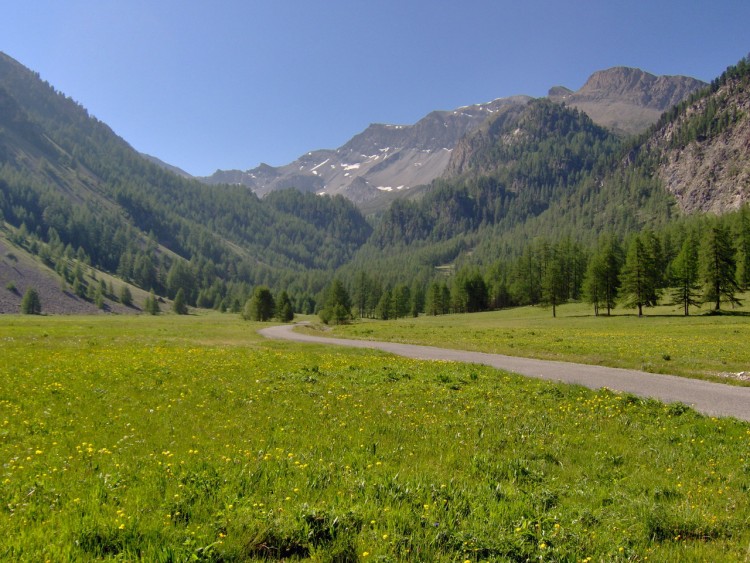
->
[319,206,750,320]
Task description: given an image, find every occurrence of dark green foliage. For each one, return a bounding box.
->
[351,271,384,319]
[119,285,133,307]
[371,99,620,249]
[425,281,450,316]
[243,286,275,322]
[144,290,160,315]
[276,291,294,322]
[699,221,740,311]
[540,246,567,318]
[656,55,750,150]
[3,50,750,322]
[20,287,41,314]
[619,235,661,316]
[583,235,622,316]
[173,288,188,315]
[735,207,750,289]
[669,233,701,316]
[451,268,489,314]
[375,287,394,320]
[319,279,352,325]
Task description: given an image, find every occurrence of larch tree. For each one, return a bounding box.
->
[700,222,740,311]
[619,235,659,317]
[669,234,701,316]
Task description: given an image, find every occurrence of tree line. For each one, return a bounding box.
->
[318,207,750,322]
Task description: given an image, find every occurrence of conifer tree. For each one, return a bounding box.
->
[120,285,133,307]
[735,206,750,290]
[243,286,275,321]
[669,234,701,316]
[319,279,352,325]
[583,235,622,316]
[620,235,659,317]
[425,281,443,316]
[540,247,567,318]
[20,287,42,315]
[173,288,188,315]
[700,222,740,311]
[276,290,294,322]
[145,290,160,315]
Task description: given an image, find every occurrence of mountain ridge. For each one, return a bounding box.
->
[548,66,706,135]
[200,67,705,206]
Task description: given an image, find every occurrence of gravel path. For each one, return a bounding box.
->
[260,324,750,422]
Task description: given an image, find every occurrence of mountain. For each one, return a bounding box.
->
[356,58,749,287]
[548,66,706,135]
[2,49,747,315]
[639,59,750,214]
[370,99,621,248]
[200,96,532,205]
[0,51,371,313]
[202,67,704,207]
[140,153,193,179]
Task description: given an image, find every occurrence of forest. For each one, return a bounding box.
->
[1,53,749,318]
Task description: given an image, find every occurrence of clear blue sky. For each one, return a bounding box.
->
[3,1,749,176]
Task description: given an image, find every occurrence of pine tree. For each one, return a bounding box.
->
[173,288,188,315]
[735,206,750,290]
[376,287,394,320]
[700,222,740,311]
[20,287,42,315]
[669,234,701,316]
[319,279,352,325]
[425,281,443,316]
[243,286,275,321]
[583,236,622,316]
[145,290,160,315]
[410,282,425,317]
[120,285,133,307]
[620,235,659,317]
[540,247,567,318]
[276,290,294,322]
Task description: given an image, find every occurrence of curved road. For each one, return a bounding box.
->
[260,324,750,422]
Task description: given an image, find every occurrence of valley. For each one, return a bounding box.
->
[1,314,749,560]
[2,48,750,560]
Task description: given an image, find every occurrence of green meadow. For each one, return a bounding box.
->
[1,313,749,561]
[324,301,750,384]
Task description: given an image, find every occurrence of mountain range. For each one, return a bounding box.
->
[199,67,706,208]
[1,49,749,315]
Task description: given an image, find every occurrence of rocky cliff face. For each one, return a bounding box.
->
[653,74,750,214]
[548,67,706,135]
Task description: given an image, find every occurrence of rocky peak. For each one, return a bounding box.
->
[549,67,706,135]
[576,67,704,109]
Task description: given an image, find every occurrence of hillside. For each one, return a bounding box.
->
[649,60,750,213]
[339,60,748,288]
[0,52,371,313]
[1,50,748,314]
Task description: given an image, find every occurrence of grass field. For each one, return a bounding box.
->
[1,313,750,561]
[318,300,750,384]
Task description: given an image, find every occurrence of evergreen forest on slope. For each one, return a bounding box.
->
[1,51,749,318]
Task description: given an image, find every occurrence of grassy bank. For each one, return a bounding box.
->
[1,314,749,560]
[319,301,750,383]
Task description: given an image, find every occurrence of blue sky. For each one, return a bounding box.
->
[3,1,749,176]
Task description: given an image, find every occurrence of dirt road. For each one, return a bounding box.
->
[260,324,750,422]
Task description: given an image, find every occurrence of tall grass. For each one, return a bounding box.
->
[0,314,748,560]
